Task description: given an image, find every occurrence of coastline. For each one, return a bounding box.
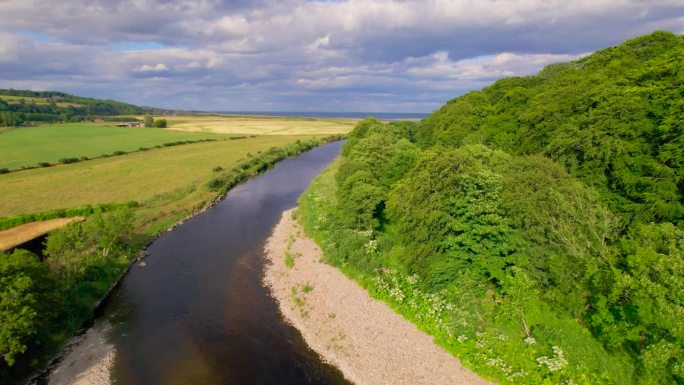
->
[263,209,493,385]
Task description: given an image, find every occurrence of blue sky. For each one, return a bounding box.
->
[0,0,682,112]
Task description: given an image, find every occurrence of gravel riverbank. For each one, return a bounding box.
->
[46,323,114,385]
[264,209,493,385]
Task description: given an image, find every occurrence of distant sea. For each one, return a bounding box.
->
[215,111,429,120]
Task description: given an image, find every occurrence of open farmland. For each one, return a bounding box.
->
[0,135,326,232]
[162,114,358,135]
[0,122,228,170]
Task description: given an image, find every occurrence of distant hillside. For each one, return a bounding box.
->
[0,89,150,125]
[300,31,683,385]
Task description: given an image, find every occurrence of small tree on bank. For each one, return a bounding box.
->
[153,118,167,128]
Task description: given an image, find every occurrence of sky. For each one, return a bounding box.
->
[0,1,682,113]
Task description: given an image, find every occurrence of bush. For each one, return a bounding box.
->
[38,162,50,167]
[59,157,79,164]
[153,118,167,128]
[207,178,223,190]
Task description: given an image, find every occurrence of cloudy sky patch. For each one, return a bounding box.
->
[0,0,682,112]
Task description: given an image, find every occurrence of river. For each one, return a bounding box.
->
[47,141,348,385]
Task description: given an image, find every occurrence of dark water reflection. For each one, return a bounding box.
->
[100,141,348,385]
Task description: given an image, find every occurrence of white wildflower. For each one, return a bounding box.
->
[536,346,568,372]
[389,287,405,302]
[364,239,378,254]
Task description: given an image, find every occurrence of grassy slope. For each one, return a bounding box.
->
[0,135,318,218]
[162,114,358,135]
[0,122,228,169]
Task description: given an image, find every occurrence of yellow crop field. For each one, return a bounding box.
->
[159,114,358,135]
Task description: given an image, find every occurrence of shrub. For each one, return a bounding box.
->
[59,157,79,164]
[207,178,223,191]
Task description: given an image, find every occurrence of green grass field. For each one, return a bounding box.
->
[0,135,323,229]
[0,122,228,170]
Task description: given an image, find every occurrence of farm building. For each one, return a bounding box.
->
[116,122,144,127]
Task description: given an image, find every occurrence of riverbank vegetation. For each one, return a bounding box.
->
[299,31,683,385]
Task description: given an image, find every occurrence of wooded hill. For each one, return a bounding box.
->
[300,31,683,384]
[0,89,147,125]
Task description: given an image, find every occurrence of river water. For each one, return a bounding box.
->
[64,142,348,384]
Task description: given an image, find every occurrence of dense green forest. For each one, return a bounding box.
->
[300,31,683,384]
[0,89,146,125]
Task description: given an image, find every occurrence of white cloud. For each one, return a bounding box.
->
[0,0,681,111]
[139,63,169,72]
[309,34,331,50]
[406,51,583,80]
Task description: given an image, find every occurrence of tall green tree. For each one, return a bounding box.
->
[143,115,154,127]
